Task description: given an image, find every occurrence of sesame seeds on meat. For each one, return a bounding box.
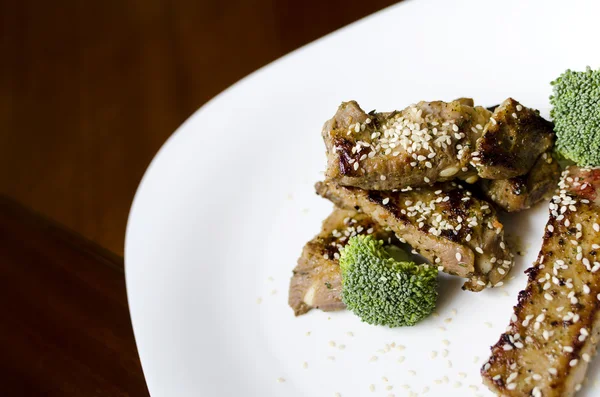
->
[482,166,600,397]
[316,180,514,291]
[322,100,491,190]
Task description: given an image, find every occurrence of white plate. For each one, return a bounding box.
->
[125,0,600,395]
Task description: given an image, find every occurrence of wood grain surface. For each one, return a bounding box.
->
[0,197,148,396]
[0,0,399,256]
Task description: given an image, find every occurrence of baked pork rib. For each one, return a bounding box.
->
[322,99,490,190]
[315,181,514,291]
[322,98,555,191]
[474,98,555,180]
[288,208,395,316]
[479,152,561,212]
[482,166,600,397]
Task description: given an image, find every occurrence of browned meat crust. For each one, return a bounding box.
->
[480,152,561,212]
[288,208,395,316]
[315,181,513,291]
[474,98,555,180]
[482,166,600,397]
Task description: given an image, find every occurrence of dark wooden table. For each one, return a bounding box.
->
[0,0,399,395]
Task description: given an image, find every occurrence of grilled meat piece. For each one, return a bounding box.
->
[288,208,395,316]
[315,181,513,291]
[474,98,555,180]
[322,100,490,190]
[480,152,561,212]
[482,166,600,397]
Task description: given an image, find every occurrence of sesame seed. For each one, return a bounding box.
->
[536,313,545,322]
[382,198,390,205]
[302,361,308,369]
[475,247,484,254]
[442,349,449,357]
[595,223,600,232]
[507,383,516,390]
[397,356,405,363]
[570,359,578,367]
[549,368,557,376]
[380,175,387,181]
[369,384,375,392]
[580,353,591,363]
[455,252,462,261]
[507,372,518,383]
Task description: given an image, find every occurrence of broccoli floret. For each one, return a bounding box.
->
[550,67,600,166]
[339,235,437,327]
